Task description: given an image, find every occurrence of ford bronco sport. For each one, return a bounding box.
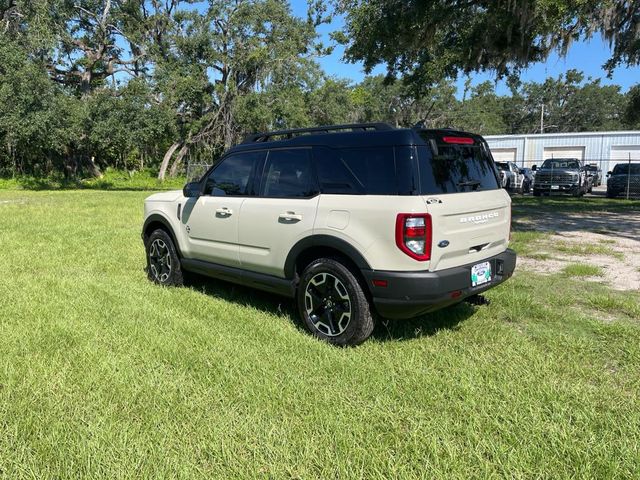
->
[143,123,516,345]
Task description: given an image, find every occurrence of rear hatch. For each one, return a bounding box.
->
[416,132,511,271]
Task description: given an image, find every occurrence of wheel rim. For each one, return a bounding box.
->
[304,272,352,337]
[148,239,172,283]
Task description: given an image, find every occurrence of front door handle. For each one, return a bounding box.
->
[278,212,303,222]
[216,207,233,217]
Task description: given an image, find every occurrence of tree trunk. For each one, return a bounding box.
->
[77,155,102,178]
[158,142,181,180]
[169,144,189,177]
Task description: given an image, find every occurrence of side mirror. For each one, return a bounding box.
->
[183,181,201,198]
[531,165,537,171]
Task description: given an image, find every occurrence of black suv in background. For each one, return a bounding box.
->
[532,158,589,197]
[607,163,640,198]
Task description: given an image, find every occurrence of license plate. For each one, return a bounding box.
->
[471,261,492,287]
[551,185,560,190]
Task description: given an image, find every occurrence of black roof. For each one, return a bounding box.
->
[227,123,482,154]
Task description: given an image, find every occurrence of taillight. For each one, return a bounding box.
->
[395,213,432,261]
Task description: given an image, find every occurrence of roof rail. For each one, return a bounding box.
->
[241,123,394,144]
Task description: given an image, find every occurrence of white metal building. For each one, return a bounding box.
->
[485,131,640,173]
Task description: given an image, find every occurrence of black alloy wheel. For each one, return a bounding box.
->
[297,258,375,346]
[304,272,352,337]
[145,229,184,286]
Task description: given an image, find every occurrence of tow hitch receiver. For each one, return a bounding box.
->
[466,294,490,306]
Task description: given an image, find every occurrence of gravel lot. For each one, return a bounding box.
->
[513,199,640,291]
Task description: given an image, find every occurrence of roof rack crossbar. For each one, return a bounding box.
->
[241,122,393,144]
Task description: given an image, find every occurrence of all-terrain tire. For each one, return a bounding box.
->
[297,257,375,346]
[145,229,184,286]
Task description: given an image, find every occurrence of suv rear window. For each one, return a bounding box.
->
[416,135,500,194]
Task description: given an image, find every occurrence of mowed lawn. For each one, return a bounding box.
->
[1,189,639,478]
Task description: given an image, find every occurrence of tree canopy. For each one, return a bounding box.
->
[336,0,640,92]
[0,0,638,179]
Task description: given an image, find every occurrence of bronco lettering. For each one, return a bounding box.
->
[459,212,499,224]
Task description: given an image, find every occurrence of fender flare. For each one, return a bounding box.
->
[142,213,183,256]
[284,235,371,279]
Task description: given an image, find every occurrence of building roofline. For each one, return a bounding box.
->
[485,131,640,140]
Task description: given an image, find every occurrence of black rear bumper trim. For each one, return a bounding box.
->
[362,249,516,319]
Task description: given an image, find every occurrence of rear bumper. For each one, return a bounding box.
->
[362,249,517,319]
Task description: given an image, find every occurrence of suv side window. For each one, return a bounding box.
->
[260,149,317,198]
[341,147,397,195]
[315,146,399,195]
[203,151,264,196]
[314,147,364,194]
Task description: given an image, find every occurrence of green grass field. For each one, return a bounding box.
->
[1,190,639,478]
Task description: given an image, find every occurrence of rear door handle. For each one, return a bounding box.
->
[278,212,303,222]
[216,207,233,217]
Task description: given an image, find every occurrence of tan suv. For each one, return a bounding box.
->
[142,123,516,345]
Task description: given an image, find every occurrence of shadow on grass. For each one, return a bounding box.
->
[184,272,476,343]
[372,302,476,342]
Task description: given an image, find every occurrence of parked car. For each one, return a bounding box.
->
[142,123,516,345]
[584,164,602,187]
[495,161,525,193]
[532,158,589,197]
[606,163,640,198]
[497,169,507,188]
[519,167,535,193]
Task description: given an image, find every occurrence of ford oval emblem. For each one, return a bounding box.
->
[438,240,450,248]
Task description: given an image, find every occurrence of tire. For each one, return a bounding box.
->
[297,257,375,346]
[533,189,541,197]
[606,190,617,199]
[145,229,184,286]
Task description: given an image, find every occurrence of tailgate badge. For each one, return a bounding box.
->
[459,211,499,224]
[438,240,450,248]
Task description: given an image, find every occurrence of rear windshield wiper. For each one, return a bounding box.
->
[457,180,481,190]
